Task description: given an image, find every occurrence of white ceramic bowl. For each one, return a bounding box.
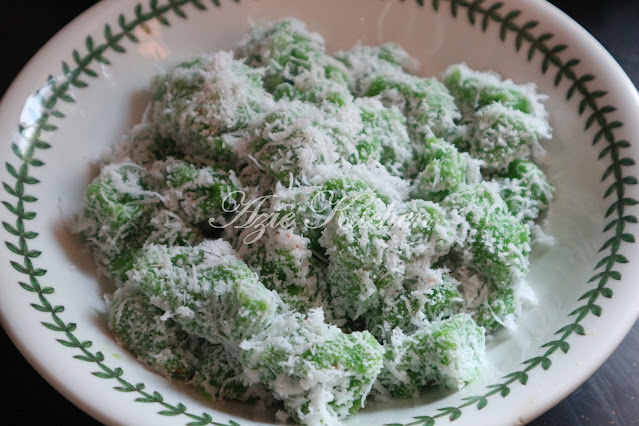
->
[1,0,639,425]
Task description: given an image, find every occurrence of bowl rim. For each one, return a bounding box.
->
[1,0,639,425]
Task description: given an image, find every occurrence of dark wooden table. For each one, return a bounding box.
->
[0,1,637,424]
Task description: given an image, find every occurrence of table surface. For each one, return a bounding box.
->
[0,1,638,425]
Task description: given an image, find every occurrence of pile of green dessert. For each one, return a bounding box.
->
[76,17,554,426]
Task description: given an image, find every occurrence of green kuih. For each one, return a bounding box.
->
[149,51,274,168]
[158,159,241,225]
[442,183,531,289]
[320,193,406,320]
[240,227,324,313]
[191,341,270,403]
[270,177,377,252]
[443,63,545,118]
[143,208,202,247]
[117,123,180,167]
[76,159,202,282]
[354,97,413,175]
[377,313,486,397]
[272,79,353,107]
[365,269,463,340]
[471,284,520,333]
[440,182,507,236]
[335,43,419,96]
[469,103,551,173]
[247,101,346,183]
[130,239,284,345]
[240,309,384,425]
[110,285,269,402]
[398,199,456,262]
[115,208,202,283]
[470,213,531,289]
[364,72,462,143]
[108,286,199,379]
[76,162,160,281]
[496,159,555,224]
[269,185,332,254]
[237,18,350,98]
[412,137,482,202]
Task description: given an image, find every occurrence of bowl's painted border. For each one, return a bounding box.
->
[1,0,635,425]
